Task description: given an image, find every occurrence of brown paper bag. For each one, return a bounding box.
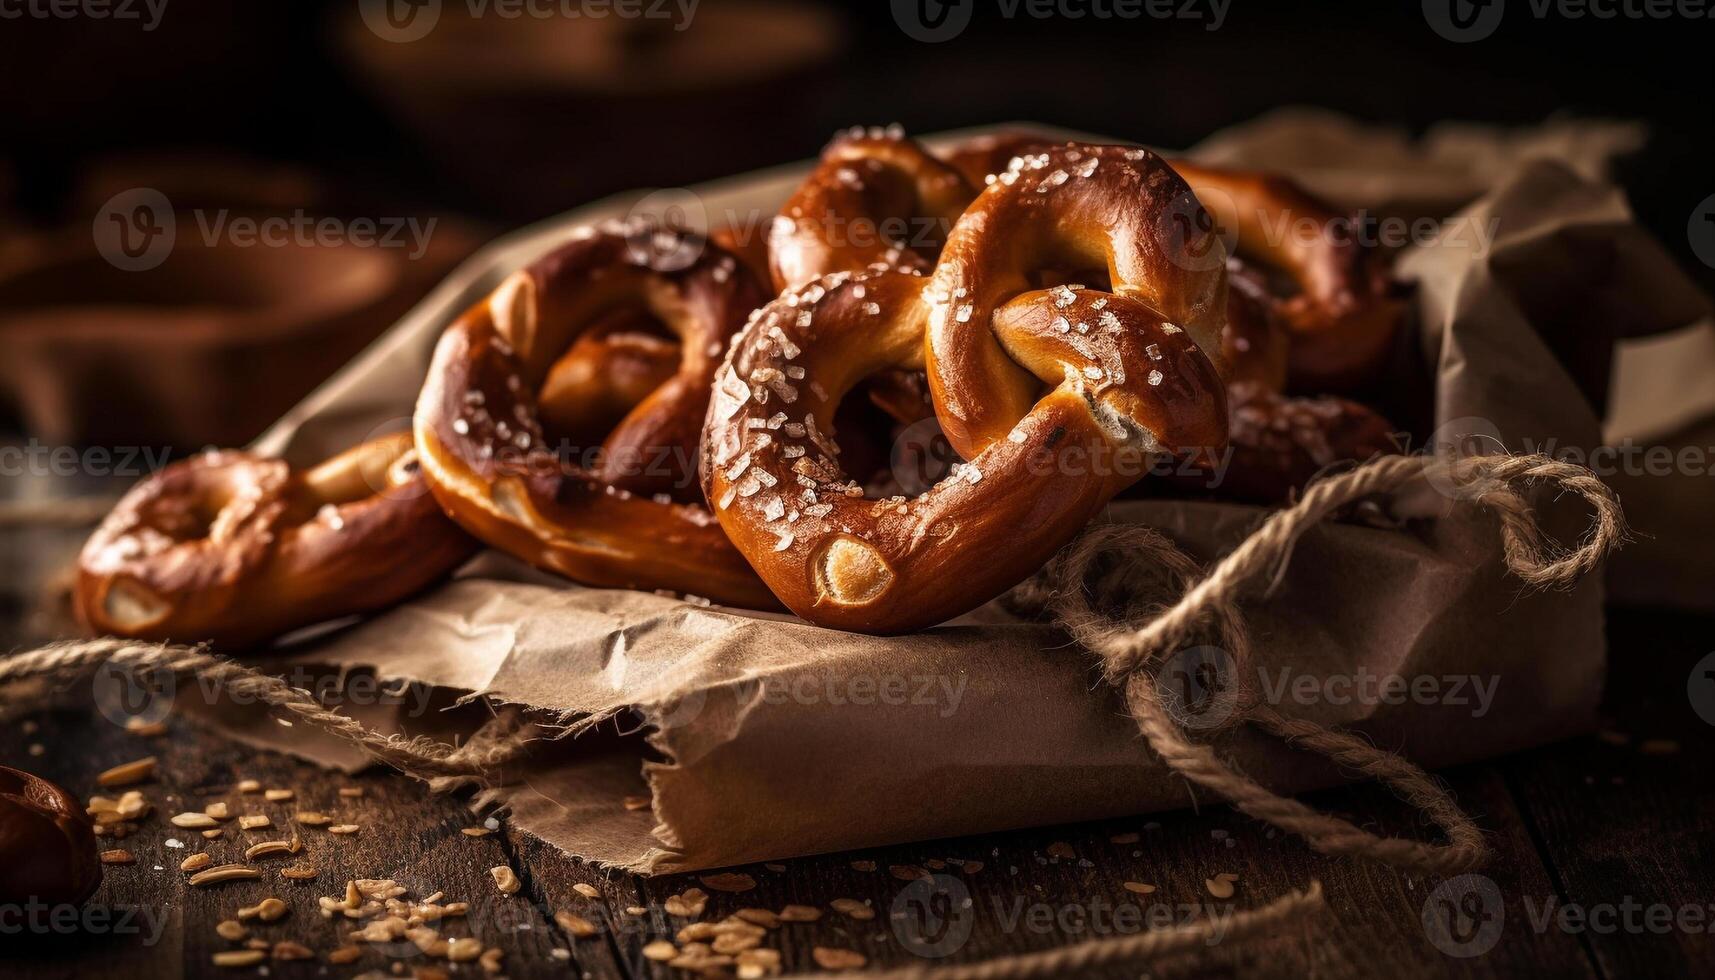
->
[205,117,1706,873]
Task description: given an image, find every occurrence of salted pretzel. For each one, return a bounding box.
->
[1162,161,1403,391]
[1199,260,1398,502]
[703,145,1229,633]
[76,432,474,648]
[414,223,779,608]
[768,126,975,293]
[942,135,1404,391]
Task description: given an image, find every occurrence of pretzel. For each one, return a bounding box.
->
[942,135,1404,391]
[414,224,779,608]
[768,126,974,292]
[1168,161,1403,390]
[1206,262,1399,502]
[76,432,474,648]
[703,144,1229,633]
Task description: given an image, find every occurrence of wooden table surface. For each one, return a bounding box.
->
[4,471,1713,979]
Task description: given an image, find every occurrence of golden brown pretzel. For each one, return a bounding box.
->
[414,223,779,608]
[768,126,975,292]
[703,145,1229,633]
[1168,161,1403,391]
[76,432,474,648]
[1207,265,1399,502]
[941,135,1404,392]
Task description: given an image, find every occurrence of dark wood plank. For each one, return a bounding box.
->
[1501,607,1715,980]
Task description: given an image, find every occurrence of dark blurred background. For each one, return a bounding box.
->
[0,0,1709,446]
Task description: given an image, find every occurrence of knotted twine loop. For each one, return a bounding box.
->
[0,638,531,780]
[1011,450,1626,876]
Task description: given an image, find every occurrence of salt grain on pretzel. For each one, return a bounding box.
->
[76,433,474,648]
[415,223,777,607]
[704,145,1228,633]
[768,127,975,292]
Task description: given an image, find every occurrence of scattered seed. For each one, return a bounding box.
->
[479,947,504,974]
[889,865,929,881]
[295,812,331,826]
[100,849,135,865]
[625,906,648,917]
[554,911,599,937]
[338,787,364,798]
[239,815,271,830]
[734,908,779,928]
[446,938,484,962]
[1205,874,1238,899]
[573,883,600,899]
[202,829,223,840]
[850,860,876,872]
[623,795,651,811]
[326,946,362,964]
[211,951,266,968]
[237,780,262,794]
[461,827,493,837]
[245,836,302,861]
[172,812,219,829]
[204,802,230,820]
[328,824,360,835]
[830,898,874,921]
[263,789,294,802]
[238,898,288,922]
[1123,881,1157,895]
[280,864,318,881]
[181,854,213,872]
[271,941,313,961]
[643,941,678,961]
[764,863,787,872]
[97,757,157,788]
[189,864,262,887]
[700,872,757,893]
[957,860,984,874]
[777,904,822,922]
[736,947,783,978]
[812,947,867,971]
[490,866,521,895]
[125,719,169,737]
[215,920,247,941]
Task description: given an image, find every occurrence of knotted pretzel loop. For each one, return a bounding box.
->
[1169,161,1405,391]
[415,224,779,608]
[1205,260,1400,503]
[926,144,1232,459]
[769,126,975,292]
[703,147,1231,634]
[75,433,474,649]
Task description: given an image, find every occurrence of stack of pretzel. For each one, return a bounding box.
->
[76,127,1407,645]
